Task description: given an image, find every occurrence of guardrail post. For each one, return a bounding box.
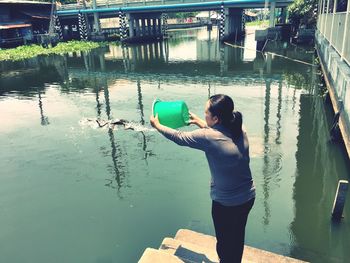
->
[321,0,326,34]
[330,0,337,45]
[324,0,330,38]
[340,0,350,60]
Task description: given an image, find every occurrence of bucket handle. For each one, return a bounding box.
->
[152,98,160,117]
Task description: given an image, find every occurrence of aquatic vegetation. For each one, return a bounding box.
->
[0,41,105,61]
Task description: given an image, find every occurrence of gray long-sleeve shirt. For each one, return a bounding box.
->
[158,123,256,206]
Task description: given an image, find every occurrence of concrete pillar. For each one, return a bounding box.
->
[224,8,244,40]
[135,19,141,37]
[158,18,162,35]
[269,1,276,27]
[280,7,287,24]
[92,0,101,33]
[141,19,146,36]
[129,17,135,38]
[147,19,152,35]
[152,18,157,35]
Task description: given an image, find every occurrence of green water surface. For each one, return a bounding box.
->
[0,27,349,263]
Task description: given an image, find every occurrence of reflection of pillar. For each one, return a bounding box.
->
[102,80,125,193]
[262,79,272,227]
[208,82,211,99]
[269,1,276,27]
[143,44,148,61]
[266,53,272,74]
[219,44,226,76]
[276,80,282,144]
[38,90,49,126]
[99,52,106,71]
[137,80,145,125]
[154,41,159,59]
[104,84,111,120]
[138,45,143,61]
[160,41,164,60]
[94,84,102,118]
[131,45,136,71]
[149,43,154,60]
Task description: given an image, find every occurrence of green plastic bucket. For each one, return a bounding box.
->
[152,99,190,129]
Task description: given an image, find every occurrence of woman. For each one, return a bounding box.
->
[150,94,255,263]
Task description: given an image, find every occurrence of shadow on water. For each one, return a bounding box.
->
[289,74,350,262]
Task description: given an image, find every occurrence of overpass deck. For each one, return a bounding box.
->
[57,0,293,16]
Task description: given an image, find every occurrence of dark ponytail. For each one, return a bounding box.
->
[209,94,243,140]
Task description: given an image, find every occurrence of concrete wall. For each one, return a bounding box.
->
[316,31,350,158]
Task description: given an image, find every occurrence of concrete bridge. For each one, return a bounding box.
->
[56,0,293,42]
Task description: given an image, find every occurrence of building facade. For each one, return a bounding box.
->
[0,1,52,48]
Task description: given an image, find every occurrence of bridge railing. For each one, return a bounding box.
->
[317,0,350,66]
[57,0,190,9]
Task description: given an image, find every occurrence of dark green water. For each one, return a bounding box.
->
[0,27,349,263]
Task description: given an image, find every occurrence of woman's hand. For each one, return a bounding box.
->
[150,114,160,129]
[189,112,207,128]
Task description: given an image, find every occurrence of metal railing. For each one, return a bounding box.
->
[317,4,350,66]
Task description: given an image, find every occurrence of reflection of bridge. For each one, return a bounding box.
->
[63,41,313,82]
[57,0,292,42]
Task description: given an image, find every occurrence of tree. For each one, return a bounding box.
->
[288,0,319,29]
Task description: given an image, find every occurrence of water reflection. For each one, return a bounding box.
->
[262,79,272,227]
[101,80,127,195]
[136,79,153,162]
[38,90,49,126]
[0,56,65,97]
[1,27,349,263]
[289,75,350,261]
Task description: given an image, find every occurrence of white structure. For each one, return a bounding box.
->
[317,0,350,65]
[316,0,350,159]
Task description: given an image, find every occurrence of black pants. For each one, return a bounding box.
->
[212,198,255,263]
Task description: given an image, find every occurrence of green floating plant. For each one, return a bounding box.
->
[0,41,106,61]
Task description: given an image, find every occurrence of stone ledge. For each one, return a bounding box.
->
[175,229,308,263]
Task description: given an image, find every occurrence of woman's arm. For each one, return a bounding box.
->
[150,114,208,150]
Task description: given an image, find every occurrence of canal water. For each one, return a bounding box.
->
[0,27,349,263]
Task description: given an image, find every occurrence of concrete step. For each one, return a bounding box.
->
[159,237,219,263]
[174,229,308,263]
[138,247,185,263]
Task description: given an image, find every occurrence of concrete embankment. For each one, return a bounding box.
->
[138,229,308,262]
[315,31,350,160]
